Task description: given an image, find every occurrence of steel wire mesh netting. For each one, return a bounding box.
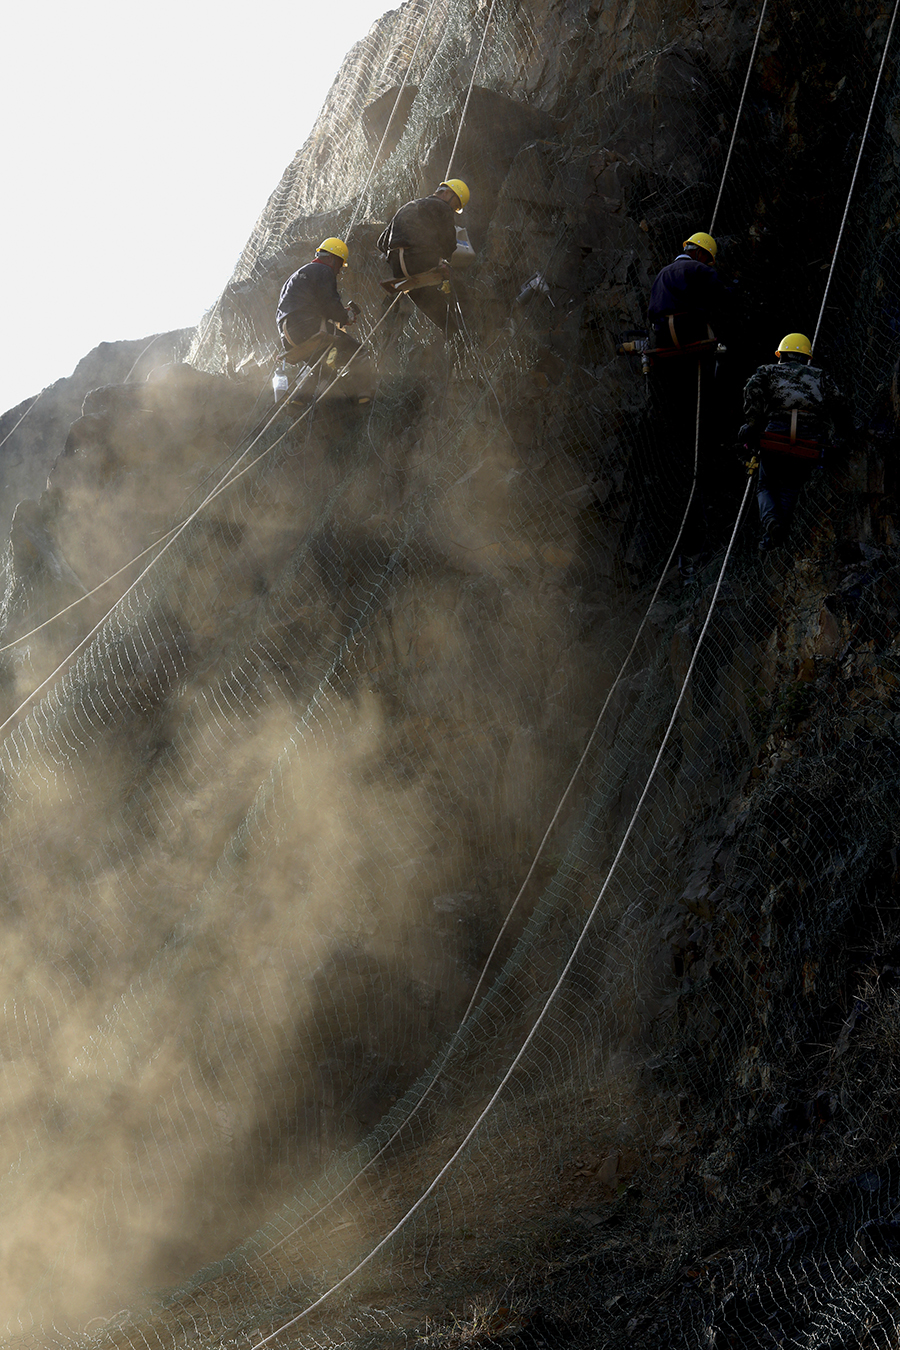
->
[1,0,900,1346]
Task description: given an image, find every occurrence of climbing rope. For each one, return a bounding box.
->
[0,389,44,455]
[444,0,499,181]
[248,472,755,1350]
[0,346,331,660]
[0,302,402,735]
[346,0,442,235]
[0,0,452,666]
[231,0,768,1272]
[122,332,171,385]
[0,2,890,1339]
[708,0,770,234]
[812,0,900,352]
[0,0,479,673]
[240,0,883,1292]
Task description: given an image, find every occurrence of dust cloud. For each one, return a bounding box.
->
[0,359,606,1338]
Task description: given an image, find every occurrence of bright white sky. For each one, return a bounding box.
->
[0,0,395,416]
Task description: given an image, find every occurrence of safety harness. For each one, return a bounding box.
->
[279,319,332,366]
[758,409,823,460]
[640,314,720,362]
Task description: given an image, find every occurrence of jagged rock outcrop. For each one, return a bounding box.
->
[0,330,190,536]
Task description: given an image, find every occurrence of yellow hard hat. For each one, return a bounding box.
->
[683,231,717,260]
[439,179,470,211]
[317,237,349,263]
[776,332,812,358]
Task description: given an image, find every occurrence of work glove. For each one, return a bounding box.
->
[734,443,758,474]
[345,300,361,324]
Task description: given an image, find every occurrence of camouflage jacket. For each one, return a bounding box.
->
[742,358,849,444]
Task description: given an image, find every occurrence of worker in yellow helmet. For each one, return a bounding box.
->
[648,231,731,352]
[275,238,373,403]
[739,331,850,551]
[276,238,356,351]
[377,179,471,335]
[684,231,717,259]
[643,231,735,583]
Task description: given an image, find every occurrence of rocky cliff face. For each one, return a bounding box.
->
[0,331,190,536]
[1,0,899,1346]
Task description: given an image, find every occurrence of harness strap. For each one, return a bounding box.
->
[759,409,823,456]
[280,319,331,365]
[280,317,329,342]
[663,314,715,350]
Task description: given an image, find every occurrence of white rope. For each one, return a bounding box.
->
[37,0,889,1330]
[0,284,412,660]
[0,343,328,660]
[708,0,770,234]
[0,530,177,657]
[0,430,284,737]
[0,390,44,454]
[245,0,813,1274]
[7,0,871,1319]
[0,0,478,670]
[0,305,401,739]
[444,0,499,181]
[252,343,706,1272]
[460,358,704,1021]
[250,0,766,1247]
[122,332,171,385]
[812,0,900,352]
[249,475,754,1350]
[0,348,327,661]
[347,0,441,234]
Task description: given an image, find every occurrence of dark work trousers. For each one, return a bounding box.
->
[281,322,374,399]
[644,351,718,571]
[757,451,816,546]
